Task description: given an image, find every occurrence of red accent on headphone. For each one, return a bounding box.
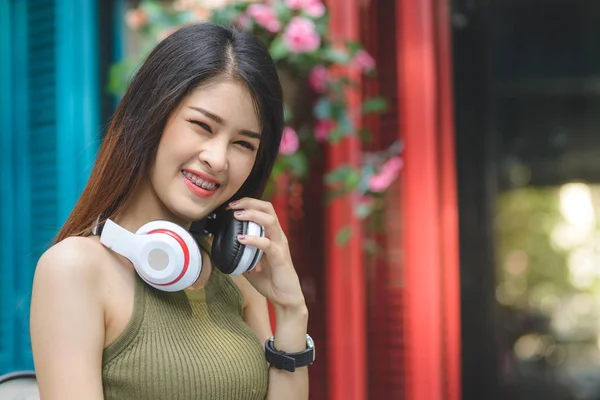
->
[148,229,190,286]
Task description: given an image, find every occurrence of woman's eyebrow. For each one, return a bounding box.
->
[188,106,261,139]
[188,106,223,123]
[241,130,261,140]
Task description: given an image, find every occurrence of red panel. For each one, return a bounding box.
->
[359,0,406,398]
[396,0,444,399]
[272,170,329,400]
[289,161,329,400]
[301,174,329,400]
[435,1,462,399]
[325,0,367,399]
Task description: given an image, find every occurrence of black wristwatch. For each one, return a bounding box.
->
[265,334,315,372]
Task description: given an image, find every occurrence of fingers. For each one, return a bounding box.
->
[237,233,291,272]
[231,198,294,272]
[229,198,276,216]
[237,233,272,253]
[233,208,277,232]
[230,198,285,242]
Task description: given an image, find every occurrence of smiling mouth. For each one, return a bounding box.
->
[181,170,221,191]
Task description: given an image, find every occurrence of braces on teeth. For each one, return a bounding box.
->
[183,171,218,191]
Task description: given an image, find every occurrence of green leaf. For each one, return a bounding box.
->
[358,128,373,143]
[344,40,363,55]
[143,1,166,20]
[292,51,322,69]
[271,157,287,177]
[329,99,346,120]
[286,152,308,177]
[314,98,333,119]
[324,166,360,191]
[354,202,374,219]
[324,47,351,64]
[324,187,349,203]
[272,0,294,21]
[344,169,362,190]
[283,104,293,124]
[324,164,354,185]
[210,6,243,25]
[362,97,388,114]
[339,114,354,135]
[106,59,139,96]
[313,15,329,36]
[262,177,277,200]
[328,129,345,143]
[337,76,358,87]
[269,37,290,60]
[335,226,353,246]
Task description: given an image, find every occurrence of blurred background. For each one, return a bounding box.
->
[3,0,600,399]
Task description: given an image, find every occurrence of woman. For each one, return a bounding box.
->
[30,23,311,400]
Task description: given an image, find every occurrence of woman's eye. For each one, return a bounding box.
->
[237,141,256,151]
[188,119,212,133]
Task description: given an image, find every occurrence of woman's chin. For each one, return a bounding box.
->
[171,199,220,223]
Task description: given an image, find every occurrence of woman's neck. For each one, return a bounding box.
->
[115,179,191,233]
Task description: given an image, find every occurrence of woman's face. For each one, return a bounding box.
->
[148,80,262,224]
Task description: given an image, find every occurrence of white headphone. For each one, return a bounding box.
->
[97,211,264,292]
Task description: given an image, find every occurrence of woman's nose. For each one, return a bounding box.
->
[199,140,228,172]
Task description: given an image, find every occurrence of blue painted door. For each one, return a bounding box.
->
[0,0,100,375]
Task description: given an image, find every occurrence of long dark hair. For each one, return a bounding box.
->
[55,23,284,243]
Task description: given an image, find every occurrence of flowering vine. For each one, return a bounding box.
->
[109,0,403,238]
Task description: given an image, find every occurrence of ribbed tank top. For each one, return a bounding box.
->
[101,263,269,399]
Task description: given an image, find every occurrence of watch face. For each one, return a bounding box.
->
[306,334,315,363]
[306,334,314,348]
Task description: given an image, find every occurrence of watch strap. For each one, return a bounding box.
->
[265,334,315,372]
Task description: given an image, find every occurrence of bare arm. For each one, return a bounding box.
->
[30,237,106,400]
[233,275,309,400]
[233,274,272,343]
[266,304,309,400]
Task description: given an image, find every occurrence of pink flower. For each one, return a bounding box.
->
[352,50,375,72]
[235,13,252,30]
[247,4,281,33]
[279,127,300,155]
[314,119,335,142]
[303,0,325,18]
[284,0,325,17]
[125,8,148,30]
[283,17,321,53]
[284,0,305,10]
[309,65,328,93]
[368,157,403,192]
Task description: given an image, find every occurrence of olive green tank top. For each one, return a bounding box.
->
[101,266,269,400]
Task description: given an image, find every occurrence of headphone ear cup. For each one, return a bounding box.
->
[211,210,247,274]
[211,210,265,275]
[134,220,202,291]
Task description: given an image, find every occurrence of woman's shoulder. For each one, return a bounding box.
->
[38,235,108,271]
[33,235,113,295]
